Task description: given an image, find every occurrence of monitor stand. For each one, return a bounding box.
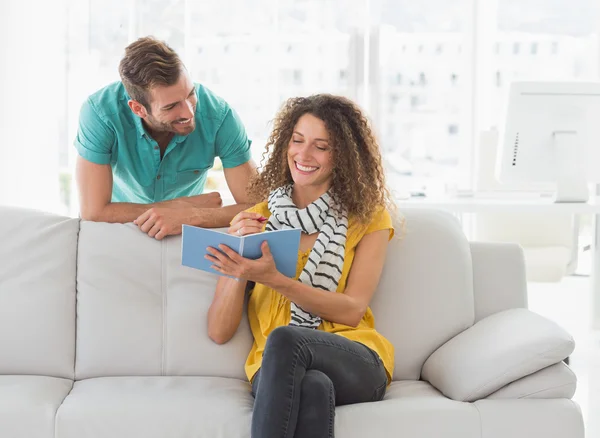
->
[553,131,589,203]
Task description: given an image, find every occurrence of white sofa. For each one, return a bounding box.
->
[0,206,584,438]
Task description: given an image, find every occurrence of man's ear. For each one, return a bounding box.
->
[128,100,148,118]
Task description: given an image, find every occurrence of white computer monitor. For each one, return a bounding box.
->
[496,81,600,202]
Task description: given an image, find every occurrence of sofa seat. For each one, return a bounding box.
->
[56,376,254,438]
[0,375,73,438]
[336,380,480,438]
[337,380,584,438]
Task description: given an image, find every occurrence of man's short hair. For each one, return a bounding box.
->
[118,36,184,111]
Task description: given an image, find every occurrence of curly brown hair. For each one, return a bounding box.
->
[248,94,395,224]
[118,36,183,112]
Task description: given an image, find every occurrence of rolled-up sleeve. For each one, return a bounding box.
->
[74,99,114,165]
[214,107,252,168]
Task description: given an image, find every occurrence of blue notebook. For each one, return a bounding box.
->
[181,225,301,278]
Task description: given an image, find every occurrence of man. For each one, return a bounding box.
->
[74,36,257,240]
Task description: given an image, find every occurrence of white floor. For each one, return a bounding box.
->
[527,270,600,437]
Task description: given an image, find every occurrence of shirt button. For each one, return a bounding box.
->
[156,175,161,180]
[154,146,159,150]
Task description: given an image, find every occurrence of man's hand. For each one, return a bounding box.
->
[134,193,222,239]
[134,206,193,240]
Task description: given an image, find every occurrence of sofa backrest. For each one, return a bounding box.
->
[0,207,78,379]
[74,208,475,382]
[372,208,475,380]
[0,206,476,382]
[75,221,252,380]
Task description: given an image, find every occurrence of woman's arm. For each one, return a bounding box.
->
[266,229,390,327]
[207,276,248,344]
[207,210,265,344]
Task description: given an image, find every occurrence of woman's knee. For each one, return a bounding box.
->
[264,326,304,354]
[302,370,334,401]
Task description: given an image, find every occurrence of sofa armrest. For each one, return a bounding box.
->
[470,242,527,322]
[485,362,577,400]
[421,308,575,402]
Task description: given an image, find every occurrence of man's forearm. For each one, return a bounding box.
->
[189,204,254,228]
[83,200,171,223]
[84,199,253,230]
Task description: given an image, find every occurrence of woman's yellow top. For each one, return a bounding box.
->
[244,201,395,384]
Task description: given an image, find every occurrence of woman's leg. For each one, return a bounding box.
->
[293,370,335,438]
[250,326,387,438]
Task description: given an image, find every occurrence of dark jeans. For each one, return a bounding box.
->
[250,326,388,438]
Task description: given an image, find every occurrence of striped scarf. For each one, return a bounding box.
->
[265,185,348,328]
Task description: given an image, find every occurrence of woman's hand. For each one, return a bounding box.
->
[206,241,279,285]
[228,211,267,236]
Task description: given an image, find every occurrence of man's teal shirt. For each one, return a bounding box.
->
[74,82,251,203]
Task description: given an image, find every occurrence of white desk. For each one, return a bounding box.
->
[399,195,600,329]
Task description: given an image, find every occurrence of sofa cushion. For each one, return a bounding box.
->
[75,222,253,380]
[370,209,475,380]
[422,308,575,401]
[336,381,480,438]
[486,362,577,400]
[0,375,73,438]
[0,207,78,378]
[55,376,253,438]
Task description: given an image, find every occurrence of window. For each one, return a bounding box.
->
[293,69,303,85]
[1,0,599,215]
[531,42,538,55]
[377,0,471,194]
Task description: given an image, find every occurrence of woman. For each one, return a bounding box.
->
[206,94,396,438]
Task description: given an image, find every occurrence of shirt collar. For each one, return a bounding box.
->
[134,115,148,139]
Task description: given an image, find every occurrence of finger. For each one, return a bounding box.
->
[205,255,222,271]
[240,226,264,235]
[135,209,152,226]
[135,216,150,230]
[232,212,264,225]
[229,219,264,235]
[211,264,235,276]
[236,224,264,236]
[211,264,224,273]
[155,227,168,240]
[207,246,233,265]
[148,223,161,238]
[204,254,219,263]
[261,241,272,257]
[218,244,243,262]
[140,217,156,233]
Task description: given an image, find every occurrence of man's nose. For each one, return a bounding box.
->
[180,100,194,119]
